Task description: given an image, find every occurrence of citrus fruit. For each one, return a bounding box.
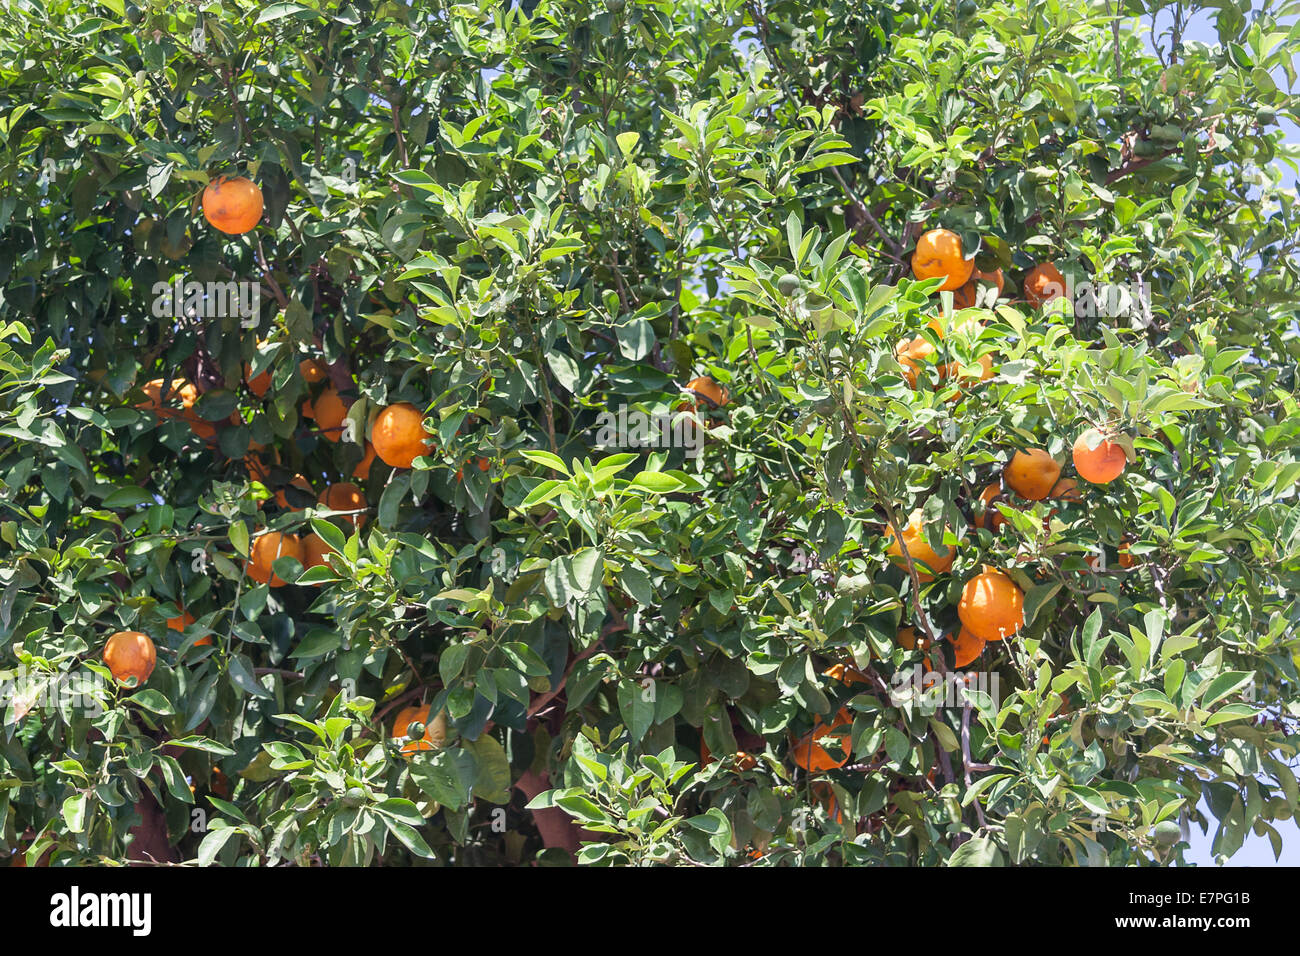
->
[950,626,986,667]
[1023,262,1066,309]
[978,481,1010,531]
[309,386,348,443]
[319,482,367,528]
[1048,478,1082,501]
[372,402,435,468]
[352,441,378,479]
[957,568,1025,641]
[685,375,729,408]
[247,531,303,587]
[1072,427,1127,484]
[201,176,264,236]
[885,508,955,581]
[1004,448,1062,500]
[911,228,974,291]
[104,631,157,685]
[274,473,314,511]
[791,707,854,772]
[301,532,335,573]
[392,704,447,754]
[299,358,327,383]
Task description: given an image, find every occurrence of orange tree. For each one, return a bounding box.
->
[0,0,1297,867]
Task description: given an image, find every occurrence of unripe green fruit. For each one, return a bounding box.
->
[776,273,801,296]
[1256,107,1276,125]
[125,3,143,24]
[1153,820,1181,846]
[1096,715,1122,739]
[342,786,366,808]
[1156,212,1174,228]
[406,722,425,740]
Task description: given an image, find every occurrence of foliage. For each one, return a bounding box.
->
[0,0,1298,866]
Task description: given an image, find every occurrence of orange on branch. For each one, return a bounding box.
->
[1072,427,1128,484]
[1004,448,1062,501]
[201,176,264,236]
[958,568,1025,641]
[372,402,436,468]
[791,707,854,772]
[885,508,955,581]
[104,631,157,685]
[319,482,367,528]
[1024,262,1066,309]
[950,626,986,667]
[978,481,1010,531]
[911,228,974,291]
[246,531,303,588]
[310,386,348,443]
[392,704,447,754]
[299,358,327,383]
[352,441,378,479]
[685,376,729,408]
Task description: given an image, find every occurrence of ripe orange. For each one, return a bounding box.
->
[733,752,758,771]
[823,661,871,685]
[885,509,955,581]
[137,378,213,442]
[973,266,1006,297]
[1118,538,1136,569]
[1004,448,1061,501]
[299,358,327,383]
[950,626,986,667]
[201,176,263,236]
[895,334,938,388]
[300,533,335,580]
[897,627,929,652]
[352,441,378,480]
[392,704,447,754]
[1048,478,1082,501]
[1073,428,1127,484]
[685,375,730,408]
[911,228,974,291]
[978,481,1010,531]
[246,365,272,398]
[455,457,491,481]
[104,631,157,685]
[1024,262,1066,309]
[791,707,854,772]
[942,352,995,393]
[373,402,435,468]
[308,386,348,443]
[274,473,314,511]
[167,608,211,647]
[958,568,1025,641]
[247,531,303,588]
[319,482,367,528]
[812,780,846,825]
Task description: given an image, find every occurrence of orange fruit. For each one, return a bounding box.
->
[372,402,435,468]
[247,531,303,588]
[455,457,491,481]
[812,781,846,825]
[1048,478,1082,502]
[319,482,367,528]
[823,661,871,685]
[733,752,758,771]
[1023,262,1066,309]
[1118,539,1136,569]
[201,176,264,236]
[301,533,335,578]
[308,386,348,443]
[685,376,730,408]
[791,707,854,772]
[958,568,1025,641]
[950,626,986,667]
[911,228,974,292]
[885,509,955,581]
[897,627,928,651]
[1004,448,1062,501]
[136,378,213,442]
[942,352,995,393]
[978,481,1010,531]
[246,366,272,398]
[973,266,1006,297]
[274,474,314,511]
[1072,428,1127,484]
[104,631,157,685]
[352,441,378,480]
[167,608,211,647]
[392,704,447,754]
[895,334,938,388]
[299,358,327,383]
